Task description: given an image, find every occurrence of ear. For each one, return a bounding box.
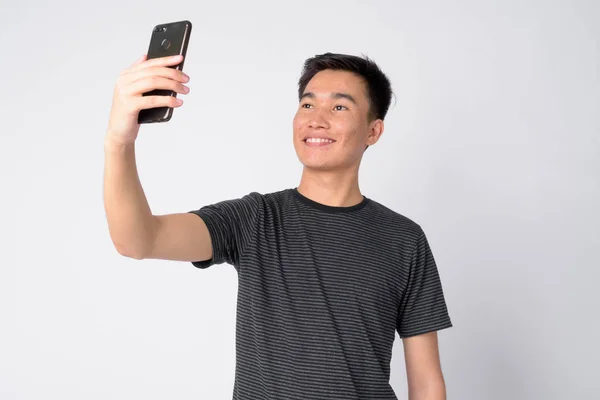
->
[366,119,384,146]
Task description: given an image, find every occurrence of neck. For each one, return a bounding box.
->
[296,165,363,207]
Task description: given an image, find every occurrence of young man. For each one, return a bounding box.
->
[104,52,453,399]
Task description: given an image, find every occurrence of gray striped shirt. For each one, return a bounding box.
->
[189,188,452,399]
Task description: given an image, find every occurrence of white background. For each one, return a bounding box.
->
[1,0,598,398]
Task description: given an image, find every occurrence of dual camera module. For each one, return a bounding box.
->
[153,26,171,50]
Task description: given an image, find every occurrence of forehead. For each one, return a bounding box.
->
[304,70,369,102]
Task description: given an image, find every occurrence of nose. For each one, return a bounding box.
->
[308,108,330,129]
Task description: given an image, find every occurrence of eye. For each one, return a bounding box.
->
[301,103,313,109]
[334,105,348,111]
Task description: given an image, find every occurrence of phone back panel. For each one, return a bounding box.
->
[138,20,192,124]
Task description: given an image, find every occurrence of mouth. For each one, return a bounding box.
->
[303,137,336,147]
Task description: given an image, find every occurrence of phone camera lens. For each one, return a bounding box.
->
[160,39,171,50]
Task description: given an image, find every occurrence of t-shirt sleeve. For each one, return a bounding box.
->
[396,228,453,338]
[187,192,262,270]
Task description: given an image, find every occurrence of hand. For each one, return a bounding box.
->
[105,54,190,145]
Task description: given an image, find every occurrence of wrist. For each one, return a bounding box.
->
[104,134,135,152]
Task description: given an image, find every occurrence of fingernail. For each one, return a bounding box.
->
[176,98,183,105]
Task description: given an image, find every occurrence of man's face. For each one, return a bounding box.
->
[293,69,383,172]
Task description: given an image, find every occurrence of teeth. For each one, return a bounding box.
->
[306,138,334,143]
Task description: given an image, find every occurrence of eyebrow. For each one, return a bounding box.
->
[300,91,357,105]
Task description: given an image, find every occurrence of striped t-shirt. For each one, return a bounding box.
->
[189,187,452,400]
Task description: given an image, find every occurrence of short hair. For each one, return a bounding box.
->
[297,52,393,121]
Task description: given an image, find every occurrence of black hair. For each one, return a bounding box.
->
[297,52,393,122]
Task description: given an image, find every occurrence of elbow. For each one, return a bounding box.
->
[107,218,157,261]
[113,241,148,260]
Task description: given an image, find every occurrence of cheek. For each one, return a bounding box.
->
[293,115,306,133]
[332,119,358,141]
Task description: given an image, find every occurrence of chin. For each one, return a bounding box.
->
[294,142,358,172]
[302,162,337,171]
[296,154,345,172]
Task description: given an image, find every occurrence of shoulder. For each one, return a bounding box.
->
[366,197,425,239]
[218,187,289,203]
[244,187,295,208]
[197,187,292,210]
[220,188,294,214]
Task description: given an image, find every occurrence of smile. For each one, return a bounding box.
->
[304,138,336,147]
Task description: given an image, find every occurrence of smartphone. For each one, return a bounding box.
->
[138,20,192,124]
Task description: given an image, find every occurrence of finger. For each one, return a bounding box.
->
[124,65,190,86]
[132,54,148,67]
[131,54,184,72]
[126,76,189,97]
[136,95,183,110]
